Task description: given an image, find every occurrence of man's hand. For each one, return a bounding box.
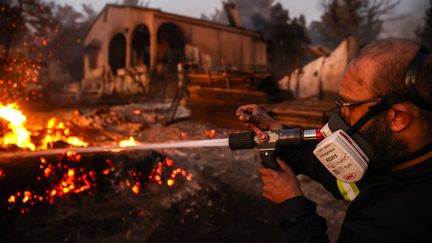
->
[259,158,303,204]
[236,104,283,130]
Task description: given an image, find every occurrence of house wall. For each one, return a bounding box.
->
[278,37,359,99]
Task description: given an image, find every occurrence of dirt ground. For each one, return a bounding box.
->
[0,104,348,243]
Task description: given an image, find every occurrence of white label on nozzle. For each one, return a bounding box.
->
[320,123,333,138]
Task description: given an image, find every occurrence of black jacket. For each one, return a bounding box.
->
[277,142,432,243]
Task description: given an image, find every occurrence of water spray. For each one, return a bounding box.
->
[0,128,324,170]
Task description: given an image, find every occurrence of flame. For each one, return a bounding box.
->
[0,105,88,151]
[0,103,36,150]
[119,137,137,147]
[39,118,88,150]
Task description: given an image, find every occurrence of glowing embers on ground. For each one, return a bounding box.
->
[130,157,193,195]
[5,153,97,214]
[0,103,87,151]
[131,158,193,194]
[3,152,193,214]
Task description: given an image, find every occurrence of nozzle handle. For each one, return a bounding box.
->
[229,132,255,150]
[260,150,281,171]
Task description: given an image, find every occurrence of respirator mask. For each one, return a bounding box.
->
[313,46,432,183]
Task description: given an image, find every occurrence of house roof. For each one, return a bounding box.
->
[84,4,263,45]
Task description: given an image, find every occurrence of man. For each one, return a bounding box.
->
[236,39,432,242]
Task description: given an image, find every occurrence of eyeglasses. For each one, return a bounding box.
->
[336,97,383,123]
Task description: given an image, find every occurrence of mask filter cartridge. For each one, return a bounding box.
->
[313,129,369,183]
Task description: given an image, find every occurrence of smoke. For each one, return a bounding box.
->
[380,0,430,40]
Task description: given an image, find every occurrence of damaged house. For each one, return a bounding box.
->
[81,4,268,99]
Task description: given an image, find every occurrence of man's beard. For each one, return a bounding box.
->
[360,113,410,170]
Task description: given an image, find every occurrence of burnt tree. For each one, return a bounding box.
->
[204,1,309,79]
[0,0,53,59]
[316,0,399,48]
[253,3,309,78]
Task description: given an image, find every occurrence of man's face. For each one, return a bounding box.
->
[338,58,410,164]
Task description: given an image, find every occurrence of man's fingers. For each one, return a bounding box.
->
[276,157,292,173]
[262,191,277,203]
[262,184,274,193]
[236,105,260,121]
[259,167,278,177]
[239,113,252,122]
[236,104,257,116]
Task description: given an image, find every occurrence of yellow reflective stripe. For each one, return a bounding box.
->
[337,180,359,201]
[350,182,360,196]
[337,180,350,201]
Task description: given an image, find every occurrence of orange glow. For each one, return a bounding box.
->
[206,129,216,139]
[0,106,88,151]
[8,195,16,203]
[40,118,88,149]
[132,109,141,115]
[5,154,194,211]
[164,158,174,167]
[44,167,52,177]
[119,137,137,147]
[167,179,174,186]
[132,183,140,194]
[64,128,70,136]
[0,103,36,151]
[22,191,32,203]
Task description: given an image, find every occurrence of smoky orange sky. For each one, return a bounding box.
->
[54,0,429,39]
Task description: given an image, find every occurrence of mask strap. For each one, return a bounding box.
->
[346,94,409,135]
[405,46,432,111]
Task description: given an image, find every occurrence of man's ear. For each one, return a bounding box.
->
[387,103,412,133]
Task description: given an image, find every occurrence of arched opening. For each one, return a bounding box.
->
[156,23,186,74]
[131,24,150,68]
[108,33,126,75]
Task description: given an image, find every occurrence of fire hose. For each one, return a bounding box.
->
[0,128,324,171]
